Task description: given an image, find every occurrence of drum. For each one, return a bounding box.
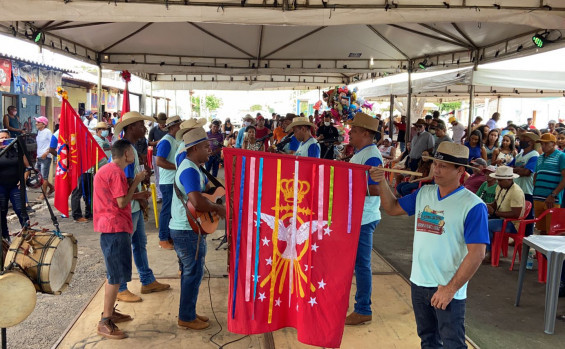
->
[4,232,78,295]
[0,271,37,327]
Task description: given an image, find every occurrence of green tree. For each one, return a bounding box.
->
[250,104,263,112]
[438,101,462,112]
[191,95,223,116]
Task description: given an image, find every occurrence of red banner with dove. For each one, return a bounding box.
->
[224,148,369,348]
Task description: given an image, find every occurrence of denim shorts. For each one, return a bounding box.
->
[100,232,132,285]
[35,157,52,179]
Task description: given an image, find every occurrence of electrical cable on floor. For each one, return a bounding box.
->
[205,263,249,348]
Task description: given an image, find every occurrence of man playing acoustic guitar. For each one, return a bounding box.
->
[169,126,226,330]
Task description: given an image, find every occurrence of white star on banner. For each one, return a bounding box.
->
[266,257,272,266]
[275,298,281,307]
[258,292,266,302]
[262,236,270,246]
[324,227,332,236]
[254,274,261,282]
[304,264,308,271]
[318,279,326,289]
[311,243,319,252]
[308,297,317,307]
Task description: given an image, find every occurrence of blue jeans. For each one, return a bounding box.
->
[399,142,406,153]
[411,283,467,349]
[170,228,207,322]
[487,219,517,252]
[158,184,173,241]
[205,154,221,177]
[119,210,156,292]
[354,220,379,315]
[0,185,24,240]
[35,157,52,179]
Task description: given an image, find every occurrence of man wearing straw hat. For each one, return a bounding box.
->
[484,166,525,262]
[174,118,208,168]
[114,111,171,302]
[344,113,384,326]
[170,126,226,330]
[286,116,320,158]
[370,142,489,347]
[155,115,182,250]
[71,121,111,223]
[235,114,255,149]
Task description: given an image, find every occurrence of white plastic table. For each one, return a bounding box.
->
[515,235,565,334]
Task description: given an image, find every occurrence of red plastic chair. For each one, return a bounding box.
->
[491,201,532,269]
[516,207,565,283]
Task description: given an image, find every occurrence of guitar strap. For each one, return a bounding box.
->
[173,182,203,260]
[199,165,224,189]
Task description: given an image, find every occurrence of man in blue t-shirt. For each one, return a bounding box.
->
[370,142,489,348]
[286,116,320,158]
[170,127,226,330]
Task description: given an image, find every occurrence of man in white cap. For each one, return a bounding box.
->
[113,112,171,302]
[484,166,524,262]
[170,127,226,330]
[344,113,384,326]
[371,142,488,348]
[155,115,182,250]
[286,116,320,158]
[34,116,55,198]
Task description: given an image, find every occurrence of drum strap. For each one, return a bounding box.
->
[173,183,203,260]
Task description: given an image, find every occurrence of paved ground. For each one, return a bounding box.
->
[374,213,565,349]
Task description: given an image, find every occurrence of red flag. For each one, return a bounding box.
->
[54,98,107,215]
[121,81,130,120]
[224,148,368,348]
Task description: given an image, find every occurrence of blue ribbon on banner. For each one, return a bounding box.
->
[253,158,264,304]
[232,156,246,319]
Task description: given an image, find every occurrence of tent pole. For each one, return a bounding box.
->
[97,65,102,115]
[150,81,154,117]
[406,61,413,141]
[468,51,479,138]
[389,94,394,141]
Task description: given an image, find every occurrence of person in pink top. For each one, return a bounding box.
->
[464,158,488,193]
[93,139,146,340]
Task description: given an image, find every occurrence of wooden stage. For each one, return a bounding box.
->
[53,231,476,348]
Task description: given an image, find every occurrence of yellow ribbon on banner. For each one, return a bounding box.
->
[150,183,159,228]
[327,166,335,227]
[95,147,99,172]
[268,159,281,324]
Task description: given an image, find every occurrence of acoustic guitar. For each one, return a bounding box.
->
[185,186,226,235]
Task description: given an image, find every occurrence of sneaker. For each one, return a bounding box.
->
[101,305,133,323]
[141,280,171,294]
[97,318,127,339]
[74,217,89,223]
[159,240,174,250]
[26,206,35,213]
[345,312,372,326]
[178,318,210,330]
[117,290,142,303]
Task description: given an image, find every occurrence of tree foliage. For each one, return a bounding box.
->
[250,104,263,112]
[191,95,223,115]
[438,101,462,112]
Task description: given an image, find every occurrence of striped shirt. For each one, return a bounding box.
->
[533,149,565,202]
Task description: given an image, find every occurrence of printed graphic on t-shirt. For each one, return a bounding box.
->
[417,205,445,235]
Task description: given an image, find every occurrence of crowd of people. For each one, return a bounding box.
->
[4,104,565,345]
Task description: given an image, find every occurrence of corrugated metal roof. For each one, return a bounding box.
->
[0,53,74,73]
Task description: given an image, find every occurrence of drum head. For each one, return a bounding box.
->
[0,271,37,327]
[49,236,76,293]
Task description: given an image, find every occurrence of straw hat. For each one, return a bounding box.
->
[347,112,379,132]
[243,114,254,121]
[95,121,109,129]
[520,132,540,142]
[175,118,207,140]
[537,133,557,143]
[155,112,167,125]
[489,165,519,179]
[114,111,154,134]
[412,118,427,126]
[285,116,315,132]
[182,127,211,151]
[165,115,181,128]
[422,142,470,167]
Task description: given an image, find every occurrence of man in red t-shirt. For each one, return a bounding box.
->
[93,140,146,340]
[255,114,271,149]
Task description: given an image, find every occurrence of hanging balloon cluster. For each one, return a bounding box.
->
[321,85,374,122]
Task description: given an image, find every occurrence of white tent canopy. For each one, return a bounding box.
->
[2,0,565,90]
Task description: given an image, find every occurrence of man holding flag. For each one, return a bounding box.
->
[345,113,384,326]
[113,112,170,302]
